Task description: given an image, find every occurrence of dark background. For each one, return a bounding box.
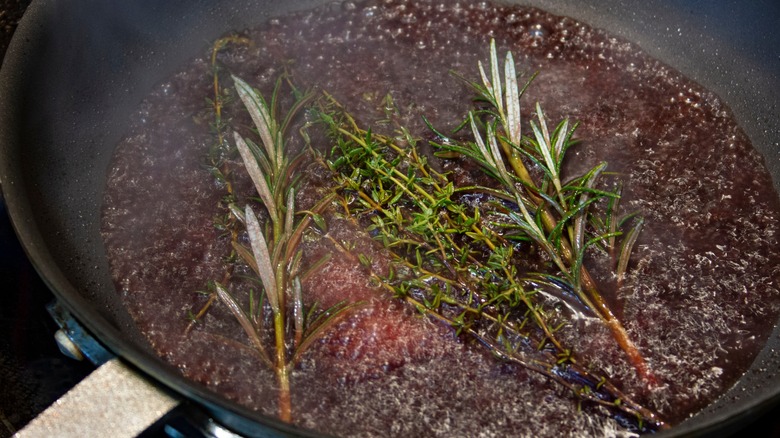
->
[0,1,778,437]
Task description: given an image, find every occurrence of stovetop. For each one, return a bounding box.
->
[1,1,779,437]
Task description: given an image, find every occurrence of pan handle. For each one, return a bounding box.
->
[14,301,250,438]
[14,301,180,437]
[14,302,248,438]
[14,357,180,438]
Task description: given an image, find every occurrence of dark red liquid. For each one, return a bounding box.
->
[101,1,780,435]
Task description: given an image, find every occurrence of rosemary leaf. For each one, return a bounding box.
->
[291,300,365,365]
[214,282,272,366]
[234,132,278,220]
[504,50,522,145]
[231,241,258,275]
[489,39,503,116]
[233,75,278,166]
[617,217,645,283]
[244,204,279,313]
[292,277,304,347]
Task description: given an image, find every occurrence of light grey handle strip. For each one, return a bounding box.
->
[14,358,179,438]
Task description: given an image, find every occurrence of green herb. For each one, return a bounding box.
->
[186,36,252,334]
[316,40,664,431]
[191,38,360,423]
[213,75,360,422]
[446,40,650,383]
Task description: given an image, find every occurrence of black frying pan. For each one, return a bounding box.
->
[1,0,778,436]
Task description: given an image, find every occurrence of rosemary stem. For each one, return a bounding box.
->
[500,139,535,191]
[274,318,292,422]
[554,209,653,382]
[278,370,292,421]
[580,268,653,382]
[502,142,653,382]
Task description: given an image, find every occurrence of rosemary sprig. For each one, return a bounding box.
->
[207,72,359,422]
[316,40,663,431]
[445,39,651,383]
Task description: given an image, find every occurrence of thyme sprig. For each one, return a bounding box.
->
[316,40,663,431]
[186,36,252,333]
